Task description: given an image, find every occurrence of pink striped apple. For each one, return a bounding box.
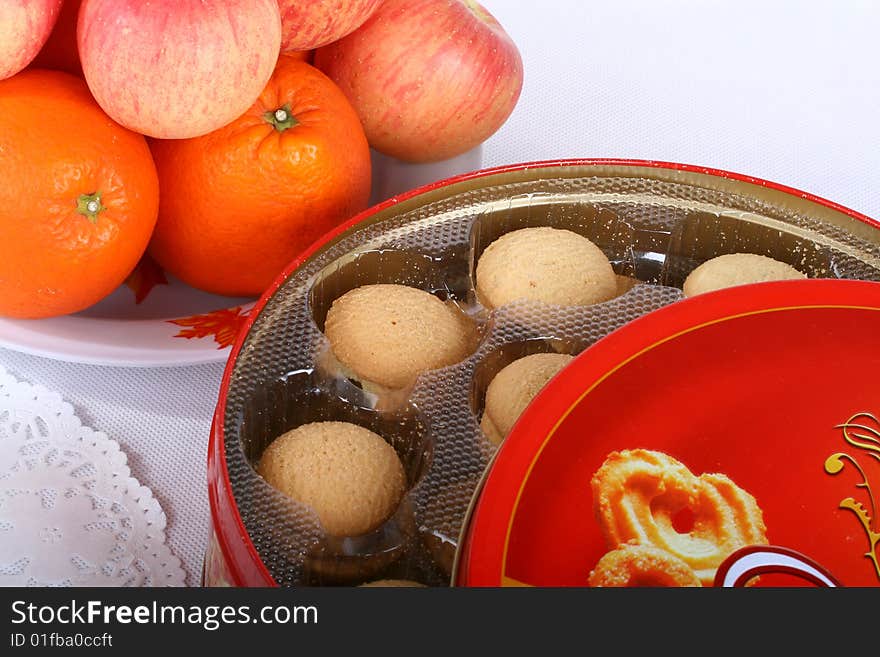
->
[0,0,63,80]
[278,0,383,52]
[314,0,523,163]
[77,0,282,139]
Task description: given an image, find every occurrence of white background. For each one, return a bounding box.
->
[1,0,878,585]
[486,0,880,219]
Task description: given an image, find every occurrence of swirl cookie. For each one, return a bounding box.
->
[475,227,617,309]
[258,421,406,537]
[590,449,767,585]
[324,284,473,392]
[480,352,575,444]
[682,253,805,297]
[588,542,702,587]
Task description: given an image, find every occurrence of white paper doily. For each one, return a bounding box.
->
[0,366,186,586]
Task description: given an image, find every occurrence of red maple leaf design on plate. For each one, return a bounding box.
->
[167,306,251,349]
[124,253,169,304]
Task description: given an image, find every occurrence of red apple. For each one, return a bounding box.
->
[314,0,523,163]
[278,0,383,52]
[31,0,83,76]
[78,0,282,139]
[0,0,63,80]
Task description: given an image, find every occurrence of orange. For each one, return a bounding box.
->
[30,0,83,76]
[148,56,371,297]
[0,69,159,319]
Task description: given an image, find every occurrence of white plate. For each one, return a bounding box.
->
[0,265,255,367]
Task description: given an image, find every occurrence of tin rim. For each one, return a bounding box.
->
[207,158,880,586]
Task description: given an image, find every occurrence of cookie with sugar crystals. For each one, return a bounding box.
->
[324,283,472,391]
[480,352,575,445]
[682,253,805,297]
[258,421,406,537]
[475,227,617,309]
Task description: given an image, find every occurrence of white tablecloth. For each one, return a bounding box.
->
[2,0,878,585]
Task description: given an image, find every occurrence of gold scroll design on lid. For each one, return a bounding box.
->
[824,412,880,581]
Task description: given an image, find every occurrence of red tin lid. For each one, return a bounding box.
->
[457,278,880,587]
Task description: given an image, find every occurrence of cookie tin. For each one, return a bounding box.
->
[204,159,880,587]
[456,278,880,587]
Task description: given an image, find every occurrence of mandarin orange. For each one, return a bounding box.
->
[0,69,159,318]
[148,56,371,297]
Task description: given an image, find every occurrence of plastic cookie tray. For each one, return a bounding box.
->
[204,159,880,587]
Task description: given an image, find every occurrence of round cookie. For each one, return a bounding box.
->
[257,421,406,537]
[616,274,640,296]
[475,227,617,309]
[480,352,575,445]
[682,253,805,297]
[324,284,472,390]
[358,579,426,587]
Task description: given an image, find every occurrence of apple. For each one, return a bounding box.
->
[31,0,83,76]
[314,0,523,163]
[77,0,282,139]
[0,0,63,80]
[278,0,383,52]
